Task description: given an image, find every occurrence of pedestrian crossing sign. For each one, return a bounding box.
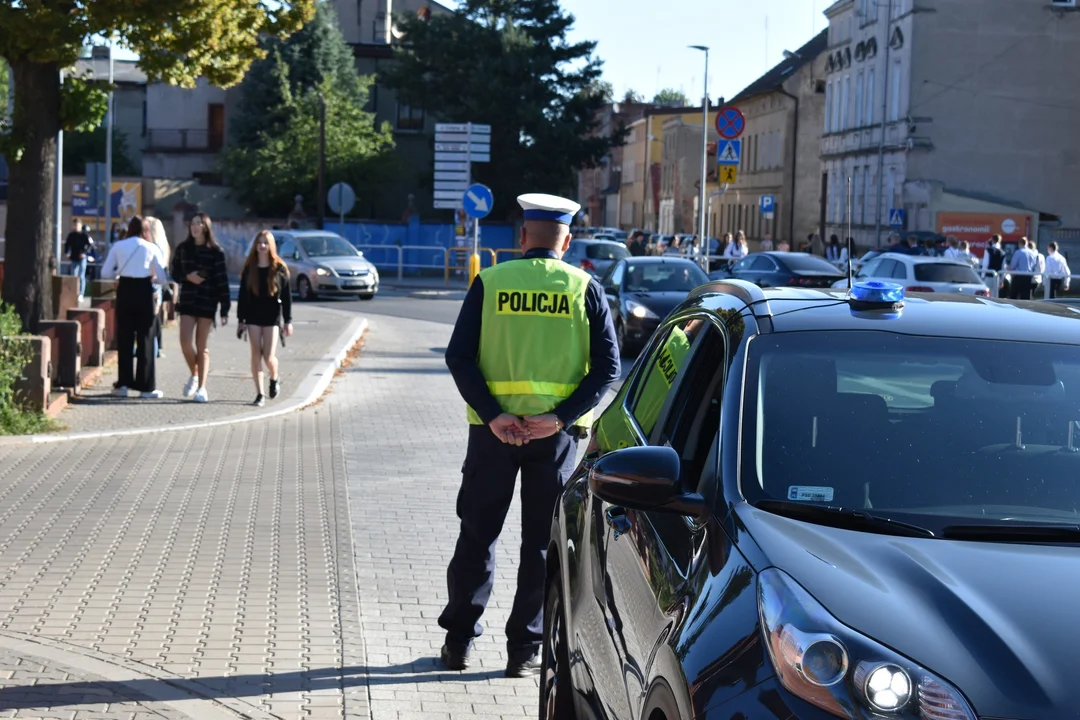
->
[717,140,741,166]
[719,165,738,184]
[889,208,905,227]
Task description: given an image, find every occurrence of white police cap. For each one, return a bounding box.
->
[517,193,581,226]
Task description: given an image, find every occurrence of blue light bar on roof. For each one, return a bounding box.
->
[849,281,905,305]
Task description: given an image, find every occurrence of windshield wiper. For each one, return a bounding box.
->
[754,500,936,538]
[941,524,1080,543]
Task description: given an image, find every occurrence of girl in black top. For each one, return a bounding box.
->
[237,230,294,407]
[170,212,231,403]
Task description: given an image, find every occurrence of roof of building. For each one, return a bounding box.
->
[72,58,147,85]
[727,29,828,105]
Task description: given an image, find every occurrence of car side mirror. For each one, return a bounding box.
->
[588,446,708,518]
[605,285,619,297]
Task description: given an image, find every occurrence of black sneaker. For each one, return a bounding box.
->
[440,643,471,671]
[505,651,542,678]
[253,394,265,407]
[269,379,280,399]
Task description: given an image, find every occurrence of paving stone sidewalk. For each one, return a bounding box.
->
[54,304,362,435]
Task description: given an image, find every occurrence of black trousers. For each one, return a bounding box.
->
[1051,279,1064,299]
[116,277,156,392]
[1011,275,1033,300]
[439,424,580,657]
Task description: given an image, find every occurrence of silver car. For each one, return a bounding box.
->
[273,231,380,301]
[563,238,630,279]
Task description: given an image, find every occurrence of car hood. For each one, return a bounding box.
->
[740,505,1080,720]
[624,291,688,318]
[314,256,373,273]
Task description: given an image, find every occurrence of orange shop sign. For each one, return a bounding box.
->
[936,212,1031,257]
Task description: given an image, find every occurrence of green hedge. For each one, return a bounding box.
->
[0,305,54,435]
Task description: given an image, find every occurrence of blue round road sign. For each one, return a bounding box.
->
[716,107,746,140]
[462,183,494,220]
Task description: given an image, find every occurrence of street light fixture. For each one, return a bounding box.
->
[689,45,709,270]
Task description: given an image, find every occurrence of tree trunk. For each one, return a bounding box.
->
[1,59,60,332]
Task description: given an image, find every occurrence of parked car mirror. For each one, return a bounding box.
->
[604,285,619,297]
[588,446,708,517]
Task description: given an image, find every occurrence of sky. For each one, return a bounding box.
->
[441,0,830,104]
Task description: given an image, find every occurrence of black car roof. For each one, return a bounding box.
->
[691,282,1080,345]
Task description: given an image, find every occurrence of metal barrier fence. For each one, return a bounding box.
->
[354,244,524,284]
[979,269,1080,301]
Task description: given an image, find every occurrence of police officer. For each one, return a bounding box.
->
[439,193,621,677]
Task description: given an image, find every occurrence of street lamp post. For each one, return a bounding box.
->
[103,42,114,245]
[689,45,710,271]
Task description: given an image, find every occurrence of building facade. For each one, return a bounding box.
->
[75,51,148,175]
[658,111,720,236]
[577,101,653,228]
[711,30,828,248]
[821,0,1080,253]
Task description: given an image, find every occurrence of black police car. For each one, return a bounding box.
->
[541,280,1080,720]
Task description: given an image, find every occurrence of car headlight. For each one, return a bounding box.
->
[315,266,332,276]
[626,299,659,319]
[758,568,977,720]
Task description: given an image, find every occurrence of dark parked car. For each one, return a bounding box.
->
[710,251,846,288]
[542,280,1080,720]
[600,256,711,356]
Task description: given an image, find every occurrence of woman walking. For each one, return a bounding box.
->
[145,216,171,359]
[100,216,168,398]
[237,231,293,407]
[170,213,231,403]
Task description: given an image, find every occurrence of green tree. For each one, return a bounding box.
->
[622,89,645,104]
[653,88,689,107]
[223,68,394,217]
[62,126,138,177]
[0,1,315,330]
[585,79,614,104]
[382,0,624,220]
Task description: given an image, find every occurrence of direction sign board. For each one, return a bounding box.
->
[435,142,491,153]
[760,195,776,214]
[719,165,738,184]
[717,140,742,166]
[328,182,356,216]
[462,183,493,220]
[889,208,906,228]
[435,123,491,134]
[435,161,469,172]
[434,199,462,210]
[715,107,746,141]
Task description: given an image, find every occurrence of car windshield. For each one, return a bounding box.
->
[300,235,358,257]
[780,254,843,272]
[624,262,709,292]
[914,263,981,283]
[586,243,630,261]
[741,330,1080,531]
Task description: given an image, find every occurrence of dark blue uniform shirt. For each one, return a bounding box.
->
[445,248,622,427]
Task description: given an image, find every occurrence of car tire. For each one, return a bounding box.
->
[615,320,628,357]
[540,579,576,720]
[297,276,314,301]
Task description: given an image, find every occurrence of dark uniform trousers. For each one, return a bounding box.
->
[438,423,580,657]
[116,276,157,392]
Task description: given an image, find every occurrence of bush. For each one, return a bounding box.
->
[0,304,53,435]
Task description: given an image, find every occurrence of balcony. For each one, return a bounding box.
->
[147,129,222,153]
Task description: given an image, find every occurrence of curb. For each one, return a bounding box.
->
[408,289,468,300]
[0,315,368,446]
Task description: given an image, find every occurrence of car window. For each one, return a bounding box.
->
[624,262,710,292]
[603,261,625,291]
[626,317,703,440]
[742,331,1080,532]
[732,257,754,272]
[299,235,357,257]
[781,254,846,272]
[889,260,909,279]
[586,243,630,261]
[278,239,296,258]
[874,259,899,279]
[914,263,982,283]
[749,255,776,271]
[856,258,881,279]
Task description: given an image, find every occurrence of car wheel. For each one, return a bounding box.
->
[297,276,314,301]
[540,579,576,720]
[615,320,627,356]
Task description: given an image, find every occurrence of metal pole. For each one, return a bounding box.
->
[846,173,853,257]
[317,95,326,229]
[55,68,64,267]
[698,49,709,270]
[642,122,651,231]
[873,0,893,248]
[103,44,114,244]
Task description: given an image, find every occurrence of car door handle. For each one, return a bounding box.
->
[605,507,631,541]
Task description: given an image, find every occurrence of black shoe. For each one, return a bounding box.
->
[505,651,542,678]
[440,643,470,671]
[269,379,280,399]
[253,394,265,407]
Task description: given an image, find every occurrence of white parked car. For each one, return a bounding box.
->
[831,252,990,296]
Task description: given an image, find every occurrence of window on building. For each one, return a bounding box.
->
[864,165,873,225]
[886,167,896,217]
[824,82,832,133]
[207,103,225,151]
[832,80,842,132]
[889,60,902,121]
[869,0,879,20]
[855,72,864,127]
[865,69,875,125]
[397,102,424,131]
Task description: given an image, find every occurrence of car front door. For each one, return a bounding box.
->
[276,237,298,290]
[589,314,730,718]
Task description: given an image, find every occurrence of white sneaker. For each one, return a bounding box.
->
[140,390,164,399]
[112,386,128,397]
[194,387,209,403]
[182,376,199,398]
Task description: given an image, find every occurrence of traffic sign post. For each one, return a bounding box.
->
[434,122,492,211]
[760,195,776,221]
[719,166,738,184]
[717,140,741,166]
[715,107,746,140]
[462,183,493,287]
[328,182,356,230]
[889,208,905,228]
